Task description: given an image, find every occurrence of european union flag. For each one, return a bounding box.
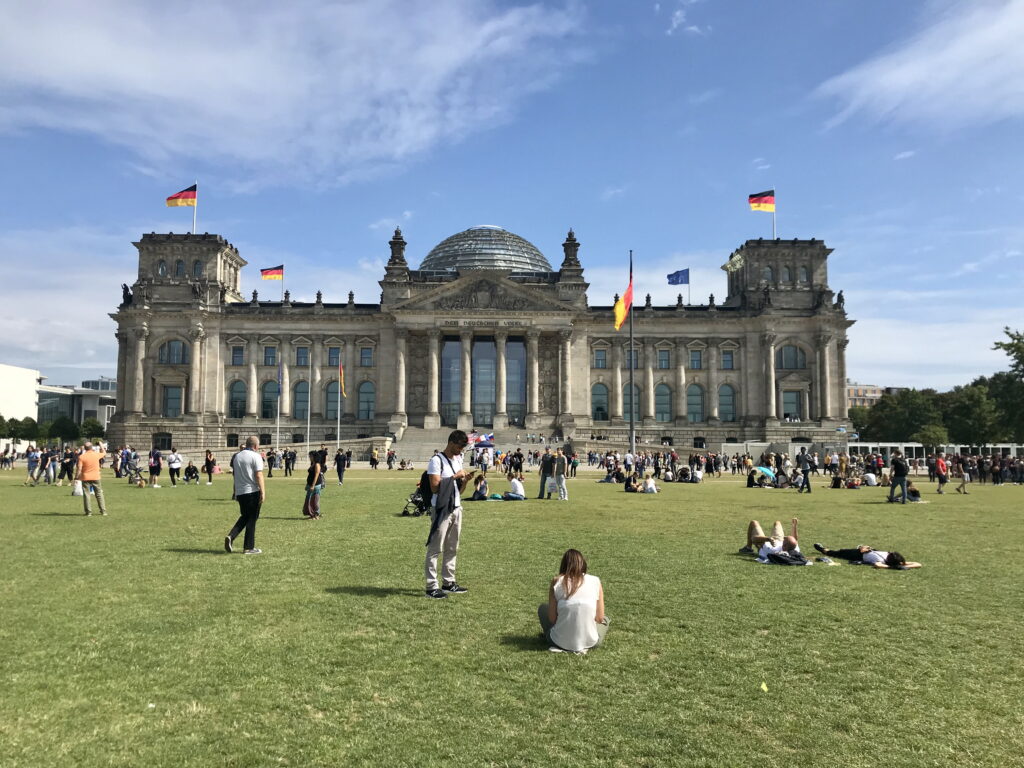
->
[667,269,689,285]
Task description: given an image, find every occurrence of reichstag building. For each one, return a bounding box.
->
[107,226,852,451]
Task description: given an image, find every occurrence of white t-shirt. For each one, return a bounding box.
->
[861,550,889,565]
[643,478,657,493]
[427,452,463,509]
[549,573,602,653]
[757,540,801,564]
[863,473,878,486]
[510,477,525,496]
[232,449,265,495]
[168,452,183,469]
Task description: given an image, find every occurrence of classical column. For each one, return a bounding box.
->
[131,326,148,414]
[342,337,356,417]
[802,386,811,421]
[311,335,323,417]
[188,325,205,415]
[494,331,508,428]
[459,330,473,428]
[280,355,291,417]
[425,330,441,428]
[675,338,687,424]
[527,330,540,419]
[114,331,128,413]
[707,343,719,420]
[246,336,258,417]
[560,330,573,416]
[642,338,655,421]
[611,342,623,419]
[819,334,833,420]
[394,329,407,416]
[763,333,777,423]
[837,339,849,419]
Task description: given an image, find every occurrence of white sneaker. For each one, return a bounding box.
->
[152,484,160,488]
[206,482,212,485]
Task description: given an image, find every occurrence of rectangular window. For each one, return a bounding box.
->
[360,347,373,367]
[782,391,802,421]
[162,386,182,418]
[231,346,244,366]
[328,346,341,367]
[263,346,277,366]
[657,349,671,369]
[689,350,702,370]
[296,346,309,367]
[721,350,734,370]
[593,348,607,369]
[627,349,639,370]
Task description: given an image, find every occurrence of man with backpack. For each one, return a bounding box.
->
[738,517,810,565]
[888,450,910,504]
[538,447,555,499]
[424,430,474,599]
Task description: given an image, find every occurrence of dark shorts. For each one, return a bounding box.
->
[150,466,162,475]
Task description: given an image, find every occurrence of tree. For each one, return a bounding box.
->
[81,418,105,439]
[865,389,941,441]
[912,424,949,449]
[938,385,1001,446]
[993,327,1024,378]
[49,416,80,443]
[974,371,1024,443]
[846,406,870,438]
[18,417,39,442]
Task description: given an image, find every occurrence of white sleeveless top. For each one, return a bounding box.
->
[549,573,601,652]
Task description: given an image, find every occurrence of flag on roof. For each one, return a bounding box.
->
[748,189,775,213]
[667,269,690,285]
[260,265,284,280]
[166,184,197,207]
[613,278,633,331]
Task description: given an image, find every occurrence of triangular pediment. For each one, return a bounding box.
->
[392,272,570,313]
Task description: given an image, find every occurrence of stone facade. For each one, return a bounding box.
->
[107,228,853,452]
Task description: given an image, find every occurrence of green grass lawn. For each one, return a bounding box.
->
[1,467,1021,767]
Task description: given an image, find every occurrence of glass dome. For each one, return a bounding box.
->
[420,226,552,272]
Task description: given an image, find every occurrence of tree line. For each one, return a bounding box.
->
[847,328,1024,446]
[0,415,106,443]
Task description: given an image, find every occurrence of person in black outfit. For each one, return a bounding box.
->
[538,448,555,499]
[334,449,347,485]
[888,450,910,503]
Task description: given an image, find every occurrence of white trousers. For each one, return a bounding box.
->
[425,506,462,589]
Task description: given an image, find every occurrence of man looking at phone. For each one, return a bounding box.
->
[424,429,473,599]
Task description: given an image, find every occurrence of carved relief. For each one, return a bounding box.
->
[407,337,429,413]
[435,280,531,311]
[537,336,559,415]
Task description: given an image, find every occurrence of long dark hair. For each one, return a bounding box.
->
[558,549,588,598]
[885,552,906,568]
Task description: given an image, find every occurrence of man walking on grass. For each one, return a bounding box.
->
[888,450,909,504]
[224,435,266,555]
[76,441,108,516]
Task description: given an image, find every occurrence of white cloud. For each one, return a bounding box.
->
[666,9,688,35]
[600,185,627,201]
[818,1,1024,129]
[893,150,916,161]
[369,211,413,231]
[688,89,719,105]
[0,1,584,186]
[751,157,771,171]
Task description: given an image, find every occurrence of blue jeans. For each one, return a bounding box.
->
[889,476,907,503]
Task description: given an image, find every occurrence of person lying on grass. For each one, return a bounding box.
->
[739,518,809,565]
[538,549,609,654]
[813,543,921,569]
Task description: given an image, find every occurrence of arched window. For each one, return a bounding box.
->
[799,266,810,283]
[776,345,807,369]
[157,339,189,365]
[719,384,737,422]
[591,383,609,421]
[763,265,774,282]
[157,260,168,277]
[686,384,705,423]
[174,259,186,278]
[358,381,375,420]
[192,260,204,278]
[293,381,309,419]
[782,266,792,282]
[655,383,672,422]
[261,381,279,419]
[326,381,340,420]
[623,384,640,423]
[228,380,246,418]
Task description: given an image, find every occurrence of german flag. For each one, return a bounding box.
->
[613,278,633,331]
[166,184,197,207]
[260,265,284,280]
[748,189,775,212]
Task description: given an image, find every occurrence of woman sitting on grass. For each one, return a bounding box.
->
[906,481,922,502]
[469,474,489,501]
[642,472,659,493]
[624,473,641,493]
[539,549,609,654]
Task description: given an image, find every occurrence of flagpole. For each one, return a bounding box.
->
[192,180,198,234]
[628,250,636,456]
[772,185,777,238]
[306,348,312,448]
[275,362,281,450]
[336,372,341,451]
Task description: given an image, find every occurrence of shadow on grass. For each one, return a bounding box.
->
[164,547,223,555]
[31,512,87,517]
[325,585,423,598]
[499,634,548,652]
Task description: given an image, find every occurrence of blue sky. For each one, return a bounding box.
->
[1,0,1021,390]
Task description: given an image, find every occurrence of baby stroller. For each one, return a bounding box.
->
[123,459,146,486]
[403,487,431,517]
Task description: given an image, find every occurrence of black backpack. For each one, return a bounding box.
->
[417,470,432,499]
[767,550,811,566]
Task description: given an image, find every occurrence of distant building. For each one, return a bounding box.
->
[37,376,118,430]
[108,227,854,452]
[0,363,45,420]
[846,380,905,410]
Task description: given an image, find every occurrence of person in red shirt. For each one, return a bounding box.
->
[935,452,949,494]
